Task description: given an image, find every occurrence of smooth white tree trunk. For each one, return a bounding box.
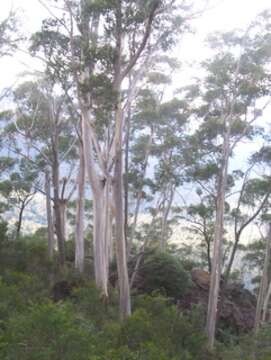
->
[262,279,271,323]
[82,112,110,297]
[160,185,175,252]
[75,138,85,273]
[113,98,131,319]
[206,127,231,349]
[45,169,54,258]
[59,199,67,253]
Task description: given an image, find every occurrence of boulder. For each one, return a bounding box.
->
[179,269,256,334]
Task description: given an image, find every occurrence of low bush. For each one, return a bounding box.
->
[221,324,271,360]
[134,251,190,299]
[0,302,93,360]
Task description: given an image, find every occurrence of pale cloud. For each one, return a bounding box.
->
[0,0,270,89]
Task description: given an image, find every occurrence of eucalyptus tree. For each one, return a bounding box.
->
[127,63,181,251]
[3,80,78,265]
[78,0,191,318]
[182,171,271,277]
[0,149,38,239]
[127,83,190,286]
[0,12,23,237]
[245,146,271,330]
[225,176,271,282]
[30,0,195,318]
[183,13,271,347]
[130,90,189,251]
[0,159,39,239]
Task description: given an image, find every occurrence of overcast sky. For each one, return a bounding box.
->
[1,0,271,167]
[0,0,270,89]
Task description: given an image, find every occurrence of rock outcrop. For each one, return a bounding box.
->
[179,269,256,334]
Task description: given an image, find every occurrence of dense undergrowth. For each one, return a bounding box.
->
[0,232,271,359]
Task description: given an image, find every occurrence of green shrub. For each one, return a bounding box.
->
[96,294,211,360]
[135,251,190,299]
[2,271,49,302]
[0,272,50,329]
[70,282,119,328]
[221,324,271,360]
[0,281,25,327]
[0,236,53,281]
[96,343,171,360]
[0,302,93,360]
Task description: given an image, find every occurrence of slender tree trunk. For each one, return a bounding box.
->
[255,223,271,332]
[206,235,212,273]
[130,193,143,250]
[52,161,65,266]
[59,200,67,247]
[160,185,175,252]
[75,136,85,273]
[113,142,131,319]
[224,233,240,284]
[124,105,131,254]
[262,279,271,323]
[45,169,54,258]
[225,192,270,288]
[206,127,231,349]
[113,99,131,318]
[16,201,26,240]
[104,179,112,280]
[129,131,153,255]
[93,194,109,298]
[112,2,131,319]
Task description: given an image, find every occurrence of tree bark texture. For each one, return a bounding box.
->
[75,134,86,273]
[82,112,110,297]
[206,126,231,349]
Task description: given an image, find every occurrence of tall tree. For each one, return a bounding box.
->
[182,13,271,347]
[3,80,78,266]
[205,21,271,348]
[31,0,193,318]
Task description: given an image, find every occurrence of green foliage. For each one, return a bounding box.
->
[71,282,119,328]
[135,251,190,299]
[221,324,271,359]
[92,294,212,360]
[0,302,93,360]
[0,271,215,360]
[2,271,49,303]
[0,281,26,326]
[0,220,7,243]
[0,236,53,278]
[242,238,265,286]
